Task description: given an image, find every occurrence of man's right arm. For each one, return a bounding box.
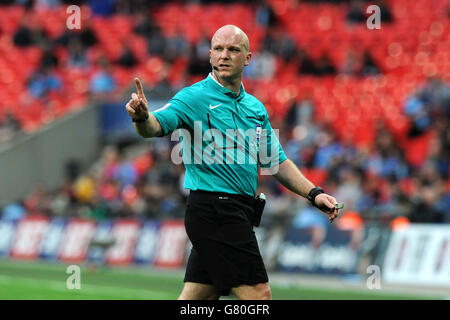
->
[133,112,163,138]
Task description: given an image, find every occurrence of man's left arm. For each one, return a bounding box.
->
[273,159,340,223]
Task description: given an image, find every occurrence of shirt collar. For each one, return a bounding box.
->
[207,72,245,100]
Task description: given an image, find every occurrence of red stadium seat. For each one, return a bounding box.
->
[301,168,329,187]
[0,0,446,170]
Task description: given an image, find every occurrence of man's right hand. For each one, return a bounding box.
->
[126,77,149,122]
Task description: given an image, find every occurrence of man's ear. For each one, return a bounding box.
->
[244,51,252,66]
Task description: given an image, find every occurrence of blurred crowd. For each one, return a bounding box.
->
[282,76,450,228]
[0,0,391,141]
[0,0,449,227]
[2,74,449,227]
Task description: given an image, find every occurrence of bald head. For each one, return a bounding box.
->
[209,25,252,89]
[211,25,250,52]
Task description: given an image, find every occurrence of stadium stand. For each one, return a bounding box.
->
[0,0,449,229]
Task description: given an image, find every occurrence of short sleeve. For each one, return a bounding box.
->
[152,90,194,136]
[258,112,288,168]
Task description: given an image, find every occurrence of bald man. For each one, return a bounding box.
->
[125,25,341,300]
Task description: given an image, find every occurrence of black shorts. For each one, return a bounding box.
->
[183,190,268,296]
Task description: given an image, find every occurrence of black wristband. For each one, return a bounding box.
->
[307,186,324,207]
[132,114,149,123]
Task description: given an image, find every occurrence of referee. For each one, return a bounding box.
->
[126,25,341,300]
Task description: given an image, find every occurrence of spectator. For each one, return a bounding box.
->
[92,145,120,182]
[40,44,59,70]
[115,0,142,15]
[255,0,278,28]
[89,57,117,98]
[1,202,26,222]
[0,111,22,143]
[244,51,276,79]
[113,154,139,187]
[356,173,392,219]
[419,77,450,117]
[284,96,314,129]
[13,21,34,47]
[334,167,364,212]
[67,38,89,69]
[313,127,344,168]
[297,50,319,76]
[147,26,167,57]
[73,174,97,204]
[79,21,99,48]
[24,184,49,215]
[359,50,381,76]
[133,11,156,37]
[366,130,409,180]
[426,132,449,180]
[165,30,190,62]
[292,206,327,250]
[339,48,362,75]
[260,28,278,54]
[48,189,71,218]
[147,71,176,101]
[261,28,298,63]
[277,33,298,63]
[316,54,337,76]
[187,36,211,77]
[117,42,138,68]
[88,0,117,17]
[57,21,98,50]
[404,92,430,137]
[3,0,449,239]
[33,0,61,10]
[408,184,446,223]
[27,66,62,100]
[346,0,366,24]
[292,206,329,230]
[375,0,393,23]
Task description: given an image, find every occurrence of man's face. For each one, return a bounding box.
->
[209,31,251,80]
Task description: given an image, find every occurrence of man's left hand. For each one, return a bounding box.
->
[314,193,341,223]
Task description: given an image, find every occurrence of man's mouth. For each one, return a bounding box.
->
[218,64,231,69]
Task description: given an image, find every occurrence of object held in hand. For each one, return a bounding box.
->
[330,202,344,223]
[335,202,344,210]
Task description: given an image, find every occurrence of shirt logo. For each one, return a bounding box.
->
[154,103,171,112]
[209,103,222,110]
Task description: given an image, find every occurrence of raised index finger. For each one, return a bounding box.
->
[135,77,145,99]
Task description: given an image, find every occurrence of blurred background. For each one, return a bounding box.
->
[0,0,449,299]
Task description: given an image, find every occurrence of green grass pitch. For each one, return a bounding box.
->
[0,259,442,300]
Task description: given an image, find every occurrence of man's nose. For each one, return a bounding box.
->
[220,49,230,59]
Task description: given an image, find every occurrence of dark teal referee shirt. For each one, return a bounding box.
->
[152,73,287,196]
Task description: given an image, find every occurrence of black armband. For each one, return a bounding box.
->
[307,186,324,207]
[132,114,149,123]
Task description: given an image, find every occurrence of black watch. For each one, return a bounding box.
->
[307,186,324,207]
[132,114,149,123]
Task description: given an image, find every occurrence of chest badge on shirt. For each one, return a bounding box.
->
[255,124,262,143]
